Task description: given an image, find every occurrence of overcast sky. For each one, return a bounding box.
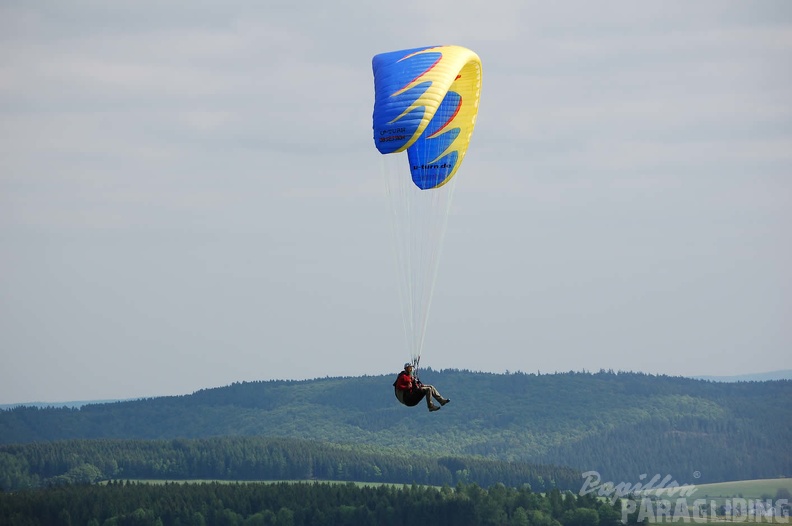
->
[1,1,790,404]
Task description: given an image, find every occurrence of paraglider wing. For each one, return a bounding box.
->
[373,45,482,189]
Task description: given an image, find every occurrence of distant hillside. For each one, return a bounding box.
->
[0,399,130,411]
[1,370,790,484]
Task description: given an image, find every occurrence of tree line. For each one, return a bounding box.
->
[0,479,627,526]
[0,436,581,493]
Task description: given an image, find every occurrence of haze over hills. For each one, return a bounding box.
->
[690,369,792,382]
[1,370,790,485]
[2,369,790,409]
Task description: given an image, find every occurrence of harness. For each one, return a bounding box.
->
[393,369,424,407]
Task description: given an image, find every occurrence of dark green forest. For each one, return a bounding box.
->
[0,480,627,526]
[1,371,790,485]
[0,436,579,492]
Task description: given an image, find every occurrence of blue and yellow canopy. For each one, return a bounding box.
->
[372,45,482,189]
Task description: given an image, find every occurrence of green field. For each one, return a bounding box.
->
[692,478,792,500]
[106,479,427,489]
[630,478,791,525]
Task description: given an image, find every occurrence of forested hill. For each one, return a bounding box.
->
[1,370,790,484]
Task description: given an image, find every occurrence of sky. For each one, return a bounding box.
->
[1,1,790,404]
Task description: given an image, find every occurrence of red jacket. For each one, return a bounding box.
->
[394,371,413,391]
[394,371,413,392]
